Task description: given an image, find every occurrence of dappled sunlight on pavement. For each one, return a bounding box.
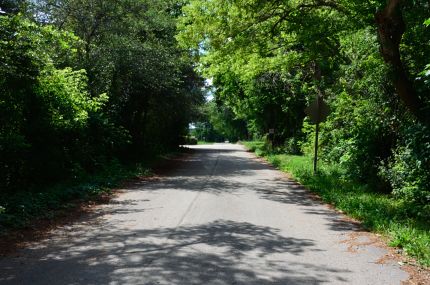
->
[0,143,408,284]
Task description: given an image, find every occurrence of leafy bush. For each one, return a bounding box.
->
[184,136,198,145]
[380,123,430,218]
[0,15,128,190]
[315,29,396,189]
[36,68,107,130]
[283,137,302,155]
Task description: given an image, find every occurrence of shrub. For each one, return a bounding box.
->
[184,136,198,145]
[380,123,430,219]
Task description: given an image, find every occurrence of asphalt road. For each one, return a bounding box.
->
[0,143,409,284]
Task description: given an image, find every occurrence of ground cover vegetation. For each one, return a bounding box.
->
[0,0,205,229]
[178,0,430,266]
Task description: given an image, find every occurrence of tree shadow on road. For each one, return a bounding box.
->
[0,220,351,285]
[254,179,320,207]
[166,148,273,177]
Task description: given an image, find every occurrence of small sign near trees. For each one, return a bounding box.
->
[304,95,330,174]
[305,96,330,124]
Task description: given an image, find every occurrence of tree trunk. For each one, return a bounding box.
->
[375,0,426,122]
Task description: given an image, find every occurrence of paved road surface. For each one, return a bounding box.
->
[0,144,408,284]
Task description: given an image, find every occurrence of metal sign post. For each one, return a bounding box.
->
[313,96,320,174]
[305,95,330,175]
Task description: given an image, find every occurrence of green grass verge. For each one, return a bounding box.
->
[242,141,430,267]
[0,151,182,233]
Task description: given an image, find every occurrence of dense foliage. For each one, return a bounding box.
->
[190,101,248,142]
[178,0,430,218]
[0,1,204,195]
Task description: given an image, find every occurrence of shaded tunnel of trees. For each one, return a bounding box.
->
[0,0,429,222]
